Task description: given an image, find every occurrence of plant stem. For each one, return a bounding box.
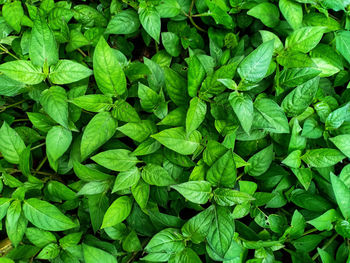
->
[31,142,46,151]
[312,233,338,261]
[0,44,20,60]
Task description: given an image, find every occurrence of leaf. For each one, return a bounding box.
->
[145,228,185,253]
[139,7,161,43]
[186,97,207,135]
[40,86,69,129]
[6,200,27,247]
[237,40,274,83]
[0,122,26,164]
[91,149,139,171]
[206,206,236,259]
[112,100,140,122]
[83,244,117,263]
[138,83,160,111]
[253,98,289,133]
[213,188,254,206]
[164,67,188,106]
[112,167,140,192]
[229,92,254,134]
[0,60,45,85]
[49,60,92,84]
[279,0,303,30]
[171,181,212,204]
[330,135,350,158]
[117,120,156,143]
[335,30,350,64]
[30,16,58,67]
[279,67,321,87]
[71,94,113,112]
[23,198,77,231]
[0,74,26,96]
[106,9,140,35]
[330,173,350,219]
[2,1,23,32]
[286,26,325,53]
[302,148,345,168]
[247,3,279,28]
[73,161,113,181]
[36,243,60,260]
[81,112,117,159]
[307,209,340,231]
[46,126,72,169]
[142,163,177,186]
[162,32,181,57]
[282,77,319,117]
[245,145,274,176]
[291,167,312,190]
[101,196,132,228]
[152,127,201,155]
[207,150,236,187]
[93,36,126,96]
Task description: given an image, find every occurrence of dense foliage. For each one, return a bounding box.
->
[0,0,350,262]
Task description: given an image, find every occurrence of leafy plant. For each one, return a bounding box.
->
[0,0,349,262]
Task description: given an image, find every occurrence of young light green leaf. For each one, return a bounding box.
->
[49,60,92,84]
[302,148,345,168]
[279,0,302,30]
[152,127,201,155]
[207,150,236,187]
[245,144,274,176]
[330,135,350,158]
[46,126,72,169]
[112,167,140,192]
[106,9,140,35]
[101,196,132,228]
[229,92,253,134]
[0,61,45,85]
[71,94,113,112]
[247,3,279,28]
[286,26,325,53]
[83,244,117,263]
[91,149,139,171]
[30,16,58,67]
[142,163,177,186]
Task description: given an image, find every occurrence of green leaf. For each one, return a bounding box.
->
[139,7,161,43]
[330,135,350,158]
[2,1,23,32]
[93,37,126,96]
[106,9,140,35]
[229,92,253,134]
[187,55,206,97]
[237,40,274,83]
[36,243,60,260]
[145,228,185,253]
[101,196,132,228]
[282,77,319,117]
[81,112,117,159]
[156,0,181,18]
[73,161,113,181]
[112,100,141,122]
[207,150,236,187]
[0,198,13,220]
[142,163,177,186]
[186,97,207,135]
[279,0,302,30]
[245,145,274,176]
[30,16,58,67]
[132,179,149,209]
[40,86,69,129]
[117,120,156,143]
[336,30,350,64]
[307,209,340,231]
[0,122,26,164]
[0,61,45,85]
[6,200,27,247]
[253,98,289,133]
[206,206,236,259]
[291,167,312,190]
[46,126,72,170]
[25,227,57,248]
[138,83,160,111]
[152,127,201,155]
[164,67,188,106]
[169,248,202,263]
[83,244,117,263]
[162,32,181,57]
[213,188,254,206]
[286,26,325,53]
[49,60,92,84]
[23,198,77,231]
[0,73,26,96]
[91,149,139,171]
[112,167,140,192]
[302,148,345,168]
[330,173,350,219]
[171,181,212,204]
[71,94,113,112]
[279,67,321,87]
[247,2,279,27]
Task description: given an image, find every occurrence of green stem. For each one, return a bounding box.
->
[302,228,318,236]
[0,44,20,60]
[31,143,46,151]
[311,233,338,261]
